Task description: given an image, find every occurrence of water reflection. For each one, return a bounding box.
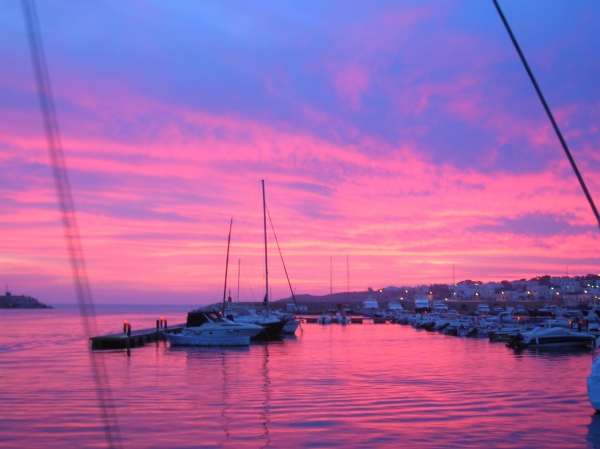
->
[261,344,271,448]
[220,351,232,445]
[4,307,599,448]
[510,346,593,360]
[166,344,273,447]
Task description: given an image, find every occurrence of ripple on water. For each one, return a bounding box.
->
[0,309,596,448]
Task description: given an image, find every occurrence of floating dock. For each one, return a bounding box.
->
[90,320,185,350]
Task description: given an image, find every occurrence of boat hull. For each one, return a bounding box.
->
[165,332,251,346]
[165,318,264,347]
[282,319,301,334]
[508,335,594,349]
[587,374,600,411]
[251,319,286,340]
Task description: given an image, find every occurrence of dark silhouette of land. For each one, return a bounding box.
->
[0,291,52,309]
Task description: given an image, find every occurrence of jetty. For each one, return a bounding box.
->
[90,319,185,350]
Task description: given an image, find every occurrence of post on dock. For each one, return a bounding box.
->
[124,321,132,355]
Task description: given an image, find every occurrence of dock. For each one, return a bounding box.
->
[90,321,185,350]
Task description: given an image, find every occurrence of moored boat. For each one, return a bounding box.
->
[507,326,594,349]
[317,314,332,325]
[588,337,600,411]
[336,312,351,325]
[225,307,287,340]
[165,311,263,346]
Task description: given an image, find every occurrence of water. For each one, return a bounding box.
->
[1,304,599,448]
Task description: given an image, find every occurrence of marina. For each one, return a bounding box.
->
[2,304,600,448]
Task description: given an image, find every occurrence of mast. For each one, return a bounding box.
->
[262,180,269,315]
[222,218,233,313]
[347,255,349,301]
[330,256,333,295]
[237,258,241,302]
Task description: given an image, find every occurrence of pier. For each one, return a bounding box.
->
[90,319,185,350]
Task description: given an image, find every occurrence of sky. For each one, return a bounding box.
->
[1,0,599,305]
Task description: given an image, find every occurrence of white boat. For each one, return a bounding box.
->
[165,311,263,346]
[271,311,301,334]
[388,301,404,311]
[317,314,332,325]
[507,325,595,349]
[432,300,448,313]
[335,312,351,325]
[588,337,600,411]
[476,304,490,314]
[362,296,379,316]
[282,319,301,333]
[414,297,431,313]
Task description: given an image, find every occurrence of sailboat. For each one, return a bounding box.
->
[165,219,264,346]
[224,180,287,340]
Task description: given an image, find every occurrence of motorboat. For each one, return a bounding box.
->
[387,301,404,312]
[488,326,523,342]
[224,307,287,340]
[336,312,351,325]
[414,297,431,313]
[476,304,490,315]
[507,325,595,349]
[165,311,263,346]
[587,337,600,411]
[432,300,448,313]
[528,304,560,317]
[271,310,302,334]
[362,297,379,316]
[282,319,301,334]
[317,314,332,325]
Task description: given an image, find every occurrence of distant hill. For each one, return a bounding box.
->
[0,293,52,309]
[275,290,398,304]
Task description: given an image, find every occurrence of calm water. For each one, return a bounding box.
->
[1,304,600,448]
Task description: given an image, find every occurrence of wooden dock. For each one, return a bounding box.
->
[90,322,185,350]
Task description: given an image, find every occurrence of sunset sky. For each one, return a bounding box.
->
[1,1,599,305]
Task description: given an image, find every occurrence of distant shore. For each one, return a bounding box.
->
[0,294,52,309]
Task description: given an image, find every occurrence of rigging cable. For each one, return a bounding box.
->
[21,1,122,447]
[266,205,298,310]
[492,0,600,229]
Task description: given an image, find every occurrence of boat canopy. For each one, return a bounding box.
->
[186,312,211,327]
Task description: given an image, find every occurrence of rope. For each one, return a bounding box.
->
[492,0,600,229]
[265,205,298,310]
[21,1,121,447]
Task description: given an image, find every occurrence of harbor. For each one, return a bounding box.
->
[3,303,600,449]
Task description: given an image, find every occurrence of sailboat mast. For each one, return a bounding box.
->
[347,255,349,301]
[262,180,269,315]
[237,258,241,302]
[330,256,332,295]
[222,218,233,313]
